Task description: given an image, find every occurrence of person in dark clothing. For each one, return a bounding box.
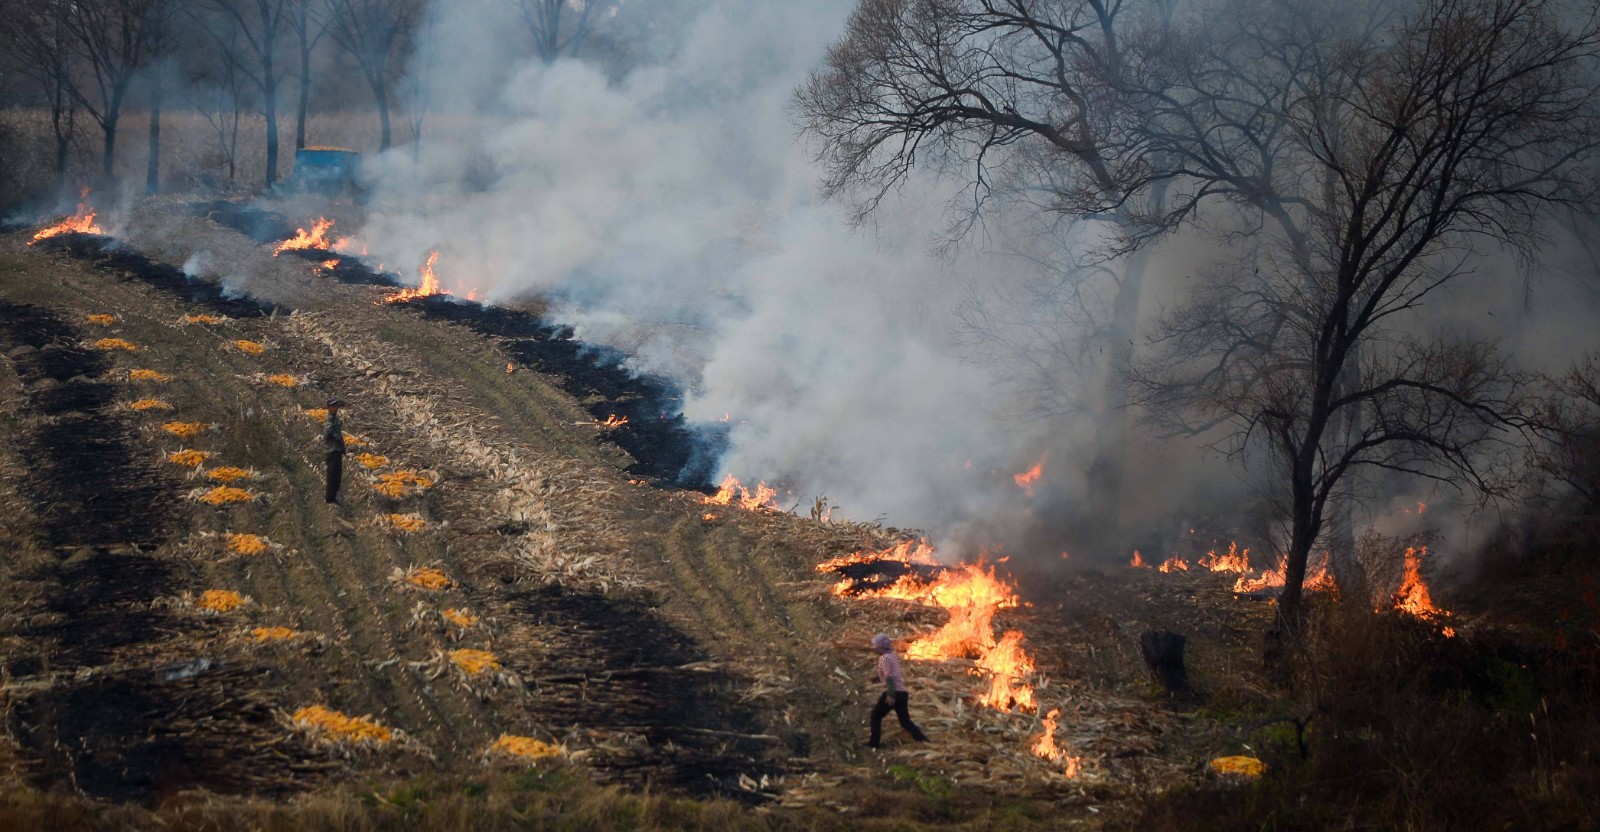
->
[869,632,929,748]
[323,399,346,504]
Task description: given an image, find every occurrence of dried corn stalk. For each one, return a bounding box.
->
[374,512,425,533]
[392,565,453,591]
[182,313,226,325]
[227,533,269,555]
[290,705,394,746]
[486,735,562,762]
[167,449,212,466]
[251,626,302,642]
[442,608,479,628]
[127,398,172,411]
[129,368,171,382]
[193,486,258,505]
[163,421,212,438]
[233,339,266,355]
[197,589,250,613]
[86,313,115,325]
[264,373,301,387]
[372,470,432,498]
[206,466,258,483]
[449,648,502,674]
[93,337,139,352]
[355,452,389,469]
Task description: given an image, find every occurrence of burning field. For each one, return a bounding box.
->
[0,195,1593,832]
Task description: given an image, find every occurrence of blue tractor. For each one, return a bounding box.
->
[287,146,363,196]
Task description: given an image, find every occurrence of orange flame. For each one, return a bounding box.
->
[972,629,1036,712]
[384,250,451,304]
[1013,452,1046,497]
[1232,551,1337,594]
[701,475,779,512]
[273,217,340,255]
[1031,708,1082,778]
[1392,546,1447,618]
[1129,550,1151,569]
[1198,542,1250,573]
[1158,555,1189,573]
[30,188,103,244]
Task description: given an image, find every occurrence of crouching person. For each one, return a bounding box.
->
[869,633,930,748]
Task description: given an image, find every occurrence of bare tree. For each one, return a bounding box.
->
[0,0,83,199]
[184,23,254,185]
[59,0,171,184]
[796,0,1179,538]
[327,0,420,152]
[287,0,332,150]
[187,0,291,188]
[141,2,178,194]
[507,0,615,64]
[1132,0,1600,645]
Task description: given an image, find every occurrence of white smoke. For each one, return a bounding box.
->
[351,0,1082,541]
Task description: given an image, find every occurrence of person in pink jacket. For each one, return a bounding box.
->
[869,633,930,748]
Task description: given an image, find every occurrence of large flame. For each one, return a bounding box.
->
[1198,542,1250,573]
[701,474,779,512]
[1013,452,1046,497]
[972,629,1036,712]
[384,250,451,304]
[30,188,103,244]
[1391,546,1453,635]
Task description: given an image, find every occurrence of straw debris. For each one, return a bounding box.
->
[127,398,172,411]
[93,337,139,352]
[233,339,266,355]
[129,368,171,382]
[393,565,454,591]
[227,533,269,555]
[182,313,227,325]
[487,735,562,762]
[86,313,115,325]
[197,589,250,613]
[375,512,425,533]
[373,470,432,498]
[193,486,258,505]
[290,705,394,746]
[206,466,258,483]
[355,452,389,469]
[167,449,212,466]
[163,421,213,438]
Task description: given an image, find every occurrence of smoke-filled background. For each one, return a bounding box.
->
[7,0,1600,563]
[352,0,1126,544]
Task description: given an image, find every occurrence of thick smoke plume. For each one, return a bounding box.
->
[354,0,1103,545]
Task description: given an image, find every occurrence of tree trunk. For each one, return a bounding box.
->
[1087,244,1152,536]
[264,87,280,188]
[52,101,72,200]
[101,116,119,186]
[375,78,391,152]
[296,46,311,150]
[145,88,162,195]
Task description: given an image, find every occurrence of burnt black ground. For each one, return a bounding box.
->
[0,299,177,547]
[33,234,277,317]
[517,585,785,797]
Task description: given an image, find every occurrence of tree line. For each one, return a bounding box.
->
[0,0,619,197]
